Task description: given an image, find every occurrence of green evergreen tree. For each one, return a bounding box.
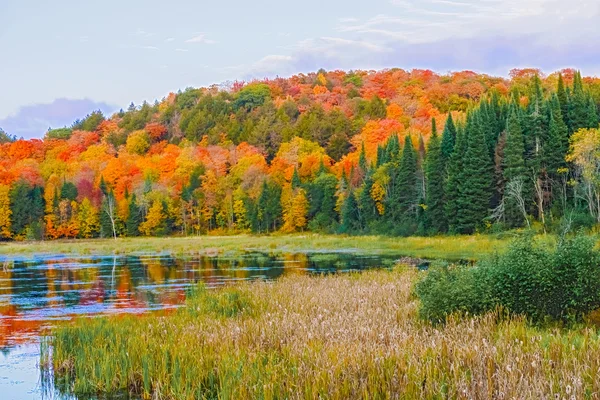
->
[440,114,457,162]
[126,194,142,236]
[557,73,570,128]
[358,173,378,229]
[446,124,467,232]
[425,121,446,233]
[9,181,32,236]
[339,191,360,234]
[389,136,418,224]
[457,112,494,233]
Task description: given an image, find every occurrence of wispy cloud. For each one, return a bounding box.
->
[185,34,216,44]
[141,46,159,50]
[165,38,175,42]
[175,48,189,52]
[135,29,155,38]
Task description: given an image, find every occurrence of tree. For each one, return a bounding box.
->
[440,113,457,162]
[126,194,142,236]
[139,200,167,236]
[567,128,600,222]
[100,190,118,239]
[446,125,467,232]
[0,185,12,239]
[457,112,494,233]
[77,198,99,238]
[339,192,360,234]
[9,181,33,237]
[425,120,446,233]
[282,189,308,232]
[387,136,417,224]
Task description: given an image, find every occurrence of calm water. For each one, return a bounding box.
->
[0,251,398,399]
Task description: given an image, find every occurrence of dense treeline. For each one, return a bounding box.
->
[0,68,599,240]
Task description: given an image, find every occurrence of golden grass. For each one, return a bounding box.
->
[0,233,546,260]
[46,267,600,399]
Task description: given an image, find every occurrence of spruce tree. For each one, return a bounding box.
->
[440,113,456,161]
[394,136,418,222]
[557,73,569,128]
[446,123,467,232]
[126,194,142,236]
[425,121,446,233]
[457,112,493,233]
[570,71,589,132]
[358,173,378,230]
[339,192,360,234]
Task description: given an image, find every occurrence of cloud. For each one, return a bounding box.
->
[185,34,216,44]
[141,45,159,50]
[0,99,118,140]
[237,0,600,80]
[175,48,189,52]
[165,38,175,42]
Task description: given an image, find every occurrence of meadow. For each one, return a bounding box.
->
[44,265,600,400]
[0,232,552,260]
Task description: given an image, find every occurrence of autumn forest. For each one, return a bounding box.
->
[1,68,599,241]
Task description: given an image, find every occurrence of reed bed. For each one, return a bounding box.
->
[44,267,600,399]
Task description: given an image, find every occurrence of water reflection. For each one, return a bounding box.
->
[0,252,397,349]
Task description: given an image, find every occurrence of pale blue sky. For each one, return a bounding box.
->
[2,0,600,138]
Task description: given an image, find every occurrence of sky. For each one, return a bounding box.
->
[1,0,600,139]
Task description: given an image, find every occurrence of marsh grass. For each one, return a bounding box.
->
[0,233,547,260]
[45,267,600,399]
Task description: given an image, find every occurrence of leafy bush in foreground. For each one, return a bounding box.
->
[416,234,600,322]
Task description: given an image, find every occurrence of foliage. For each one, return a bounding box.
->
[416,234,600,322]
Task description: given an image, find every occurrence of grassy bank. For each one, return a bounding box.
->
[0,233,550,260]
[45,267,600,399]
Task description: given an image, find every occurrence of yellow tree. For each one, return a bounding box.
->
[567,128,600,222]
[282,188,308,232]
[0,185,12,239]
[139,201,165,236]
[77,198,100,238]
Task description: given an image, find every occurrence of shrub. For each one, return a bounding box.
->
[416,234,600,323]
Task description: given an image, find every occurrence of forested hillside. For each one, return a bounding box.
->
[1,68,599,240]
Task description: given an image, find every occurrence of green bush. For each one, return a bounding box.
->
[416,234,600,323]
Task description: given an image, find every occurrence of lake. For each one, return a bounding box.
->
[0,251,400,399]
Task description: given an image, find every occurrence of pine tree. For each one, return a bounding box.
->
[339,191,360,234]
[388,136,418,223]
[570,71,589,132]
[446,124,467,232]
[557,73,570,128]
[440,113,457,161]
[457,112,494,233]
[358,173,378,229]
[425,122,446,233]
[126,194,142,236]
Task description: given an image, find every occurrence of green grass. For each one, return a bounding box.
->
[44,268,600,399]
[0,232,554,260]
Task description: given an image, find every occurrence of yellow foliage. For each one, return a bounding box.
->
[282,188,308,232]
[370,182,386,216]
[77,198,99,238]
[0,185,12,239]
[126,130,151,155]
[139,201,165,236]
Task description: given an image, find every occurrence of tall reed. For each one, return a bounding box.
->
[44,267,600,399]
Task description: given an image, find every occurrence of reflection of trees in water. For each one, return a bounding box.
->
[0,252,398,346]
